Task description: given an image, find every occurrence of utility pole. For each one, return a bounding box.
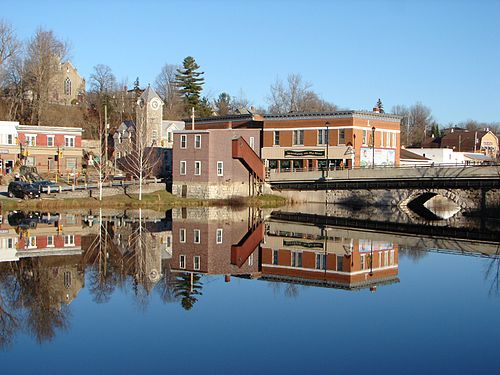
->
[104,104,109,180]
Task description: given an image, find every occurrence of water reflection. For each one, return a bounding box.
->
[0,206,498,348]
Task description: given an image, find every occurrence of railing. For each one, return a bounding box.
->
[39,177,164,194]
[232,137,265,180]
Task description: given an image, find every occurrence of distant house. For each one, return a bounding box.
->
[399,148,432,166]
[422,128,498,159]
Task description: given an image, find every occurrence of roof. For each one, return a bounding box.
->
[139,86,163,104]
[464,153,495,162]
[188,110,403,124]
[400,148,431,160]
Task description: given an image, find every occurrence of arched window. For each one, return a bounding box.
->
[64,77,72,95]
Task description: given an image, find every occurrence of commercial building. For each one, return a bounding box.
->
[186,108,402,172]
[0,121,83,176]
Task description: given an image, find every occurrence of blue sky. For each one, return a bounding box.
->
[2,0,499,124]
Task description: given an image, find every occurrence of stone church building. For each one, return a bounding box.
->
[50,61,86,106]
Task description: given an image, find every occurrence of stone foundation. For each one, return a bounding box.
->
[172,181,254,199]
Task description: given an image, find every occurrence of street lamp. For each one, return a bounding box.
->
[371,126,376,169]
[325,122,330,177]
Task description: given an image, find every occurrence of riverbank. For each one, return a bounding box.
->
[0,190,287,211]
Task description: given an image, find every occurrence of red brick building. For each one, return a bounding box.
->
[16,125,83,175]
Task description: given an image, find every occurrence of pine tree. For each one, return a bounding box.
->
[176,56,205,115]
[376,98,384,113]
[214,92,231,115]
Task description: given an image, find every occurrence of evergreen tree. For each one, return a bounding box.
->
[176,56,205,115]
[376,98,384,113]
[214,92,231,116]
[173,272,203,311]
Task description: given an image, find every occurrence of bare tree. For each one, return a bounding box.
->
[392,103,433,146]
[0,20,19,67]
[1,55,26,120]
[24,28,68,125]
[89,64,117,94]
[267,73,336,114]
[154,63,183,119]
[120,110,160,200]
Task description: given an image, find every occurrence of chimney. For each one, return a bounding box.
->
[373,107,380,113]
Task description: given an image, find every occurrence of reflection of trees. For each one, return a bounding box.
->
[484,246,500,296]
[173,272,203,310]
[268,281,302,298]
[398,246,428,262]
[155,262,177,304]
[0,269,19,348]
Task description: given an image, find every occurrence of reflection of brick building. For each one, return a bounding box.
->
[261,220,399,290]
[171,207,262,276]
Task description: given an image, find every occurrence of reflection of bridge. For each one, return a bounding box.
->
[270,211,500,256]
[267,165,500,211]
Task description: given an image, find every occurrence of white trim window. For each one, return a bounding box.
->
[249,136,255,150]
[25,134,36,146]
[194,256,200,271]
[179,228,186,243]
[216,228,223,244]
[338,129,346,145]
[195,134,201,149]
[381,131,385,147]
[386,132,391,148]
[64,136,75,147]
[318,129,328,145]
[217,161,223,176]
[179,255,186,269]
[7,134,14,145]
[193,229,201,244]
[392,133,397,148]
[362,130,368,145]
[47,235,54,247]
[293,130,304,145]
[273,131,280,146]
[180,161,187,175]
[64,234,75,247]
[291,251,303,267]
[47,135,55,147]
[180,134,187,149]
[194,161,201,176]
[27,236,37,249]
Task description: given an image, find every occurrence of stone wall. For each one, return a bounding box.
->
[172,181,253,199]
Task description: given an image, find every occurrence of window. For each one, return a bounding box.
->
[216,228,223,244]
[361,254,366,270]
[64,136,75,147]
[248,253,254,266]
[179,255,186,269]
[249,136,255,150]
[194,161,201,176]
[193,229,201,244]
[386,132,391,148]
[380,131,385,147]
[390,250,395,266]
[179,228,186,243]
[318,129,328,145]
[336,256,343,271]
[7,134,13,145]
[47,235,54,247]
[392,133,396,148]
[167,132,172,143]
[7,238,14,249]
[291,251,303,267]
[66,158,77,170]
[118,134,122,144]
[194,256,200,270]
[362,130,368,145]
[180,134,187,149]
[180,161,186,175]
[195,134,201,149]
[47,135,55,147]
[152,130,158,143]
[25,134,36,146]
[25,157,35,167]
[64,77,72,95]
[338,129,346,144]
[272,250,279,265]
[217,161,223,176]
[27,236,36,248]
[273,131,280,145]
[293,130,304,145]
[64,234,75,246]
[116,151,121,159]
[316,253,327,270]
[64,271,72,289]
[384,251,389,267]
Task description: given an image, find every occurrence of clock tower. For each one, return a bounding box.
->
[135,86,164,146]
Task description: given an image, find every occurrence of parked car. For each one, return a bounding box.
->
[7,181,40,199]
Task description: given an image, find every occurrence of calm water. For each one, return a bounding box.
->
[0,206,499,374]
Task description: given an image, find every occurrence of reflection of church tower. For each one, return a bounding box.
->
[135,86,164,146]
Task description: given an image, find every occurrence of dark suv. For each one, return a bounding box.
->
[7,181,40,199]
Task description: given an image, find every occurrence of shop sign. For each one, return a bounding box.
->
[283,240,324,249]
[0,149,9,154]
[284,150,325,157]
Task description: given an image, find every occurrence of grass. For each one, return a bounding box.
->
[0,190,287,211]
